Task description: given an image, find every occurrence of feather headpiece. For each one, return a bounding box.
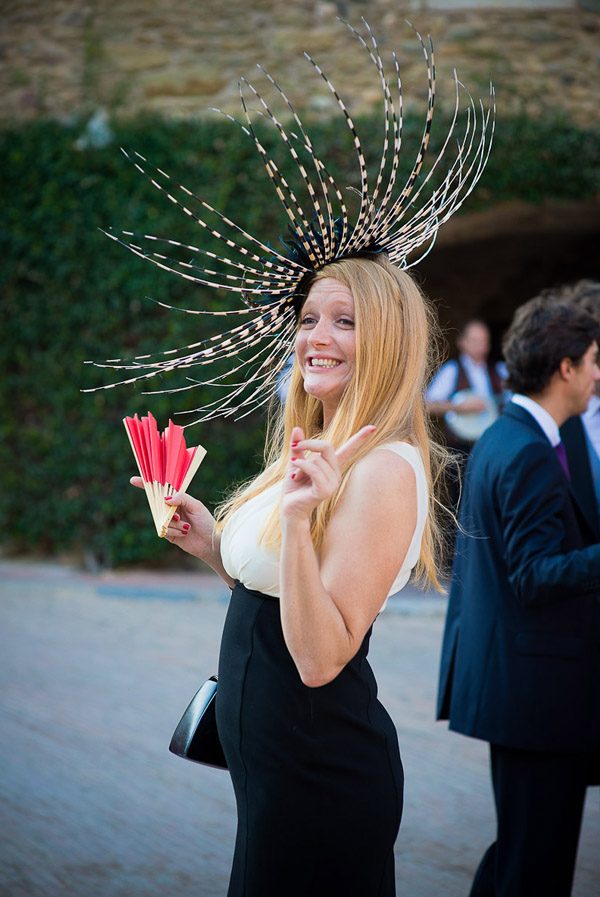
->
[85,19,495,423]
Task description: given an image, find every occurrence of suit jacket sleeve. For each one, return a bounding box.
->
[498,439,600,604]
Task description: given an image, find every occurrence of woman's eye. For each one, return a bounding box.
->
[300,316,316,326]
[339,318,354,327]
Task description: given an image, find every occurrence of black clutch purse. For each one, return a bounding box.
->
[168,676,228,769]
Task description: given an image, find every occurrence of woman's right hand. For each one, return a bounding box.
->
[130,476,217,561]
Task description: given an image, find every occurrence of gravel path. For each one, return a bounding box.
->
[0,559,597,897]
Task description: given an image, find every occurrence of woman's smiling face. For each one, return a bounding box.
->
[295,277,356,424]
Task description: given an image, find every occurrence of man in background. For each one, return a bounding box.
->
[437,293,600,897]
[426,319,505,452]
[427,319,505,536]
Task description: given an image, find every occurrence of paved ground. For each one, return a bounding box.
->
[0,558,598,897]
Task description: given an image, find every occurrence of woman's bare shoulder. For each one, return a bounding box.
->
[344,445,417,508]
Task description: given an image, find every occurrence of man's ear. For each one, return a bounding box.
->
[558,357,573,381]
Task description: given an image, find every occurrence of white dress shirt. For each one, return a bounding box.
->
[510,394,560,447]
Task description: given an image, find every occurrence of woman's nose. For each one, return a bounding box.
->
[308,318,332,346]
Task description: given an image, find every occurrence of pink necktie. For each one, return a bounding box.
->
[554,442,571,481]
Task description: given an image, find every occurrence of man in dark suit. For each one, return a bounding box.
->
[437,295,600,897]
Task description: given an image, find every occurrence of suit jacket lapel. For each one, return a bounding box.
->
[503,404,599,542]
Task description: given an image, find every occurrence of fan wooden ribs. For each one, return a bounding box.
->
[123,412,206,537]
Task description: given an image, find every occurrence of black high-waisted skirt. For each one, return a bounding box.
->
[216,582,404,897]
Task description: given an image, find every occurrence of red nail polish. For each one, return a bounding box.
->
[291,456,297,461]
[291,472,297,479]
[165,496,172,502]
[182,523,190,531]
[173,513,180,522]
[291,441,299,447]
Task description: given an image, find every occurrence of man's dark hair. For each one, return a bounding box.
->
[503,296,600,395]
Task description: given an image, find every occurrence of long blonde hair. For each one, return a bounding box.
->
[215,255,448,589]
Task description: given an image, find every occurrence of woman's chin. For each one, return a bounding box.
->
[303,381,342,404]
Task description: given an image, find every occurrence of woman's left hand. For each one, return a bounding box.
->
[281,424,376,522]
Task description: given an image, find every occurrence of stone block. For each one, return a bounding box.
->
[141,68,228,99]
[106,44,172,73]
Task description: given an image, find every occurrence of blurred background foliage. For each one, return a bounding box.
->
[1,111,598,567]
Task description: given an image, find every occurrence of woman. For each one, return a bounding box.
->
[133,255,444,895]
[105,23,491,897]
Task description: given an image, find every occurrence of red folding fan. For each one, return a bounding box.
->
[123,412,207,538]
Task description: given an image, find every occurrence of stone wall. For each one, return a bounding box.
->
[2,0,598,125]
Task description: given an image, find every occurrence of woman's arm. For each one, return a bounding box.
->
[279,428,417,687]
[130,477,235,588]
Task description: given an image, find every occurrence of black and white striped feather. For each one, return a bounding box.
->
[85,19,495,422]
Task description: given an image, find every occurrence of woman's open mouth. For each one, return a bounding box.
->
[308,357,342,368]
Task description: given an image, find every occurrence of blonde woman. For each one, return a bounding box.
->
[99,20,494,896]
[132,255,443,896]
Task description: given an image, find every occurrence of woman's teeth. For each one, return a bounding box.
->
[310,359,341,367]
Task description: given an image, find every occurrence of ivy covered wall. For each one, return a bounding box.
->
[1,112,598,566]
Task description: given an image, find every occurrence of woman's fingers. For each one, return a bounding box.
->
[165,490,184,506]
[289,425,376,473]
[290,426,306,461]
[130,479,196,542]
[335,425,377,465]
[166,523,191,542]
[131,479,201,519]
[290,438,338,471]
[165,519,191,541]
[164,490,203,515]
[164,491,195,541]
[290,456,338,495]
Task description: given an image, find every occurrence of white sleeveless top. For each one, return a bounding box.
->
[220,441,428,604]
